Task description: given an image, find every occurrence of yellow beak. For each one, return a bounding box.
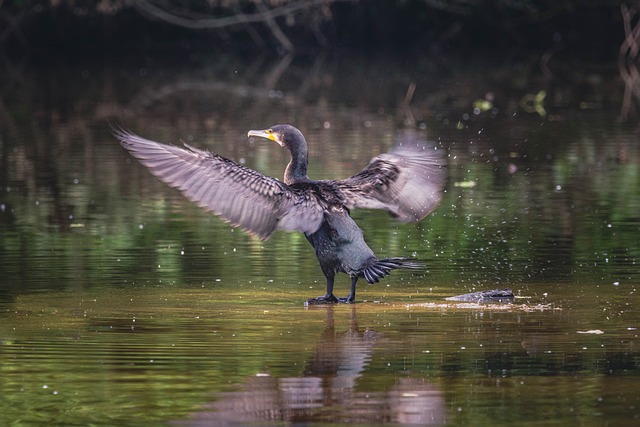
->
[248,129,272,140]
[248,129,284,146]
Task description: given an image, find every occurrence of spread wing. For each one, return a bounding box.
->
[114,128,324,239]
[336,141,446,223]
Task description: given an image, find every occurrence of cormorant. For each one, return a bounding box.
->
[114,124,446,304]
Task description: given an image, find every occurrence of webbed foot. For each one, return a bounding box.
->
[305,294,339,306]
[305,294,356,306]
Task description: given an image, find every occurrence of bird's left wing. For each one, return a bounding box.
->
[336,141,446,223]
[114,128,324,239]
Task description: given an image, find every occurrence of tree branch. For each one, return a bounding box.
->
[130,0,338,30]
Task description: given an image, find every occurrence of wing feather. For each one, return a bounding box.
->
[114,128,323,239]
[337,140,446,223]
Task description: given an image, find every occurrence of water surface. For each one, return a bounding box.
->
[1,55,639,425]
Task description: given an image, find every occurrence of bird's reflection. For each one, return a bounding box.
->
[176,306,446,426]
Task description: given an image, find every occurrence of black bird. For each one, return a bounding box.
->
[114,124,446,304]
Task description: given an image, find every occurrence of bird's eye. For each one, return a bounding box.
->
[266,129,273,134]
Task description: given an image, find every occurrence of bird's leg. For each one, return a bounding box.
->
[337,276,358,304]
[305,273,339,305]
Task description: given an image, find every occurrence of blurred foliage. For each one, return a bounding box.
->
[0,0,631,57]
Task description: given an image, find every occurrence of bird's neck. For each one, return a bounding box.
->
[284,144,309,184]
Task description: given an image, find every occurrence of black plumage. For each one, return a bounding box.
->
[114,124,446,304]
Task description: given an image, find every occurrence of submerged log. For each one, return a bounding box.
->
[445,288,514,303]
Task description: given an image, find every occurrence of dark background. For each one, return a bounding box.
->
[0,0,629,62]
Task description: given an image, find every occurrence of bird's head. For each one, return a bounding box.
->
[247,124,306,151]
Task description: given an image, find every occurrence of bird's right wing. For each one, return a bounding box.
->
[114,128,324,240]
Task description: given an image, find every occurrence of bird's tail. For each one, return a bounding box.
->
[361,257,424,284]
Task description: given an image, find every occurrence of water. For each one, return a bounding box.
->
[0,54,639,425]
